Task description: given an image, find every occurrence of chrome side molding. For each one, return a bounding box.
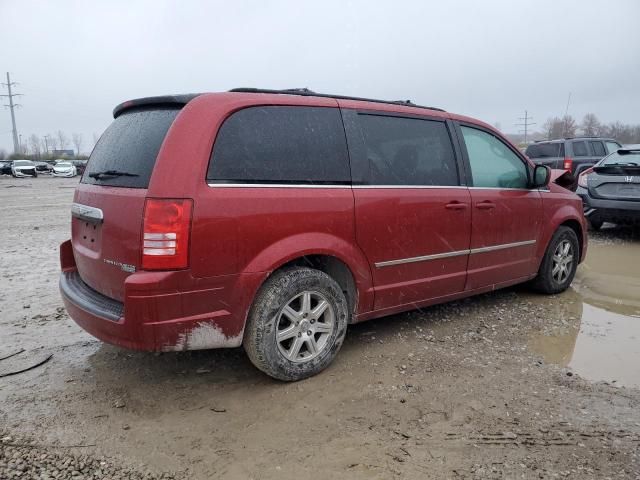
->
[71,203,104,224]
[375,240,536,268]
[469,239,536,254]
[375,249,469,268]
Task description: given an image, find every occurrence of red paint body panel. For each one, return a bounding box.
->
[466,189,542,290]
[353,187,471,310]
[72,185,146,301]
[60,91,588,352]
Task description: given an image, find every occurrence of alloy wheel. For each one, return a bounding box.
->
[275,291,335,363]
[552,239,574,284]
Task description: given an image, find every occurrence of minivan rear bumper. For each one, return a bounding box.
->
[59,240,265,351]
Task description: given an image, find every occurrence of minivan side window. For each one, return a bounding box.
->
[208,106,350,184]
[460,126,528,189]
[355,114,458,186]
[572,141,588,157]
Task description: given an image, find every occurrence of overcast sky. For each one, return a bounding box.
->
[1,0,639,154]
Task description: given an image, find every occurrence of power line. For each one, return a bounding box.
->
[515,110,536,144]
[0,72,23,153]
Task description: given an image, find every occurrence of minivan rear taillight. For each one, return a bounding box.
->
[142,198,193,270]
[563,157,573,171]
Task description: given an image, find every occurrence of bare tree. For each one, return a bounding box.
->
[72,133,83,156]
[57,130,69,150]
[29,134,41,158]
[581,113,601,136]
[561,115,577,137]
[0,149,6,160]
[542,117,564,140]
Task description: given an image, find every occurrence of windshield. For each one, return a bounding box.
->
[525,143,564,158]
[14,160,33,166]
[601,151,640,166]
[56,162,72,167]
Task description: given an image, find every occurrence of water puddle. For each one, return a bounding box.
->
[527,229,640,388]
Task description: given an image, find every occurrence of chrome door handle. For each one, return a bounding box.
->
[476,201,496,210]
[445,202,467,210]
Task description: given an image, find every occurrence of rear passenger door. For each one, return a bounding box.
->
[342,109,471,312]
[457,124,543,290]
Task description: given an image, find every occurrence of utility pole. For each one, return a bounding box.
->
[1,72,23,154]
[515,110,536,145]
[44,134,51,154]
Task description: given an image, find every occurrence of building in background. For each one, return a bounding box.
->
[51,149,75,157]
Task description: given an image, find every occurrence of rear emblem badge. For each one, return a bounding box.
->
[103,258,136,273]
[625,176,634,183]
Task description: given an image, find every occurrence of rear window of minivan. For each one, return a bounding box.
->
[82,107,180,188]
[207,106,350,184]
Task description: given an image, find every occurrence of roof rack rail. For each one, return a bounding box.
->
[229,87,445,112]
[564,136,601,140]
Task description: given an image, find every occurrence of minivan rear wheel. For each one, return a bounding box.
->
[531,226,579,294]
[243,267,349,381]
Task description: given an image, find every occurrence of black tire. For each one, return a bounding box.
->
[243,267,349,381]
[588,218,603,231]
[531,226,580,294]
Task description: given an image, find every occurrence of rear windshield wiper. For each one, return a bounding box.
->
[88,169,139,179]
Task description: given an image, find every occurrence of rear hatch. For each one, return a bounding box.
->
[72,106,181,301]
[589,149,640,201]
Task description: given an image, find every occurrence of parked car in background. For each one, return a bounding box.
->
[52,161,77,177]
[71,160,88,175]
[0,161,13,175]
[60,89,587,381]
[11,160,38,177]
[34,161,54,173]
[525,137,621,176]
[577,145,640,230]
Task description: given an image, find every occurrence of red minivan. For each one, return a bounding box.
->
[60,88,587,381]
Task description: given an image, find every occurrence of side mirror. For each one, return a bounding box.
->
[532,165,551,188]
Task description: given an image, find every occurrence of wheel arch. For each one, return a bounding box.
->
[242,233,375,319]
[559,218,584,261]
[536,208,586,269]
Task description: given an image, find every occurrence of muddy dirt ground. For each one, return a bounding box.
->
[1,176,639,479]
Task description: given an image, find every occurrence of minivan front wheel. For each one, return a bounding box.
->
[532,226,579,294]
[243,267,349,381]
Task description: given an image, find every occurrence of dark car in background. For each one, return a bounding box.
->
[577,145,640,230]
[0,161,12,175]
[34,161,54,173]
[71,160,88,175]
[525,137,621,176]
